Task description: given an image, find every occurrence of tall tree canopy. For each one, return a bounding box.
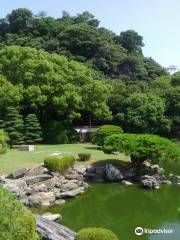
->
[0,45,111,123]
[0,8,167,80]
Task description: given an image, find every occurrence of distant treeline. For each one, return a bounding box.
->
[0,9,179,139]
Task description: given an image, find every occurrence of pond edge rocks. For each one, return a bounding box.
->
[0,160,180,209]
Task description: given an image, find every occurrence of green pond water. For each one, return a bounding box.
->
[35,184,180,240]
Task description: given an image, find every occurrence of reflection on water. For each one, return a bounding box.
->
[149,223,180,240]
[34,183,180,240]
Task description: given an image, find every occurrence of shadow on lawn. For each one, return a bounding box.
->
[84,146,101,150]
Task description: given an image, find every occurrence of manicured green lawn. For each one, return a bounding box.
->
[0,143,129,174]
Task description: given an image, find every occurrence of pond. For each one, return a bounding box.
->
[35,184,180,240]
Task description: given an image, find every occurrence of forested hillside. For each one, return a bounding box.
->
[0,8,179,142]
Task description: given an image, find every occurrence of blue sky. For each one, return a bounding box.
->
[1,0,180,67]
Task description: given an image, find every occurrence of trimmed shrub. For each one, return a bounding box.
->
[76,227,119,240]
[44,155,75,172]
[0,187,37,240]
[92,125,123,146]
[78,153,91,161]
[104,133,180,165]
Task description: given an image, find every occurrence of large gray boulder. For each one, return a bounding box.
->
[60,181,80,192]
[4,180,27,196]
[35,214,75,240]
[56,187,84,199]
[25,164,48,176]
[105,164,124,181]
[7,168,29,179]
[41,213,62,222]
[36,176,63,189]
[22,174,52,185]
[28,192,56,207]
[73,165,86,175]
[25,183,48,194]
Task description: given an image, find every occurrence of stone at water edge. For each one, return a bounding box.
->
[35,214,76,240]
[105,164,124,181]
[162,180,172,185]
[55,199,66,205]
[28,192,56,207]
[56,187,85,199]
[42,213,62,222]
[140,175,160,189]
[170,174,180,184]
[122,180,134,186]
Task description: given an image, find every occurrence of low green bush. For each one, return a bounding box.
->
[76,227,119,240]
[0,147,7,154]
[78,153,91,161]
[104,133,180,165]
[44,155,75,172]
[92,125,123,146]
[0,187,38,240]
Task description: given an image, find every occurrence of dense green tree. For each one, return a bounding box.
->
[74,11,100,27]
[119,55,148,81]
[24,114,42,143]
[0,75,22,116]
[119,93,172,134]
[165,87,180,135]
[0,120,5,129]
[81,80,112,123]
[144,57,168,80]
[43,121,68,144]
[5,107,24,148]
[118,30,144,54]
[0,8,166,79]
[7,8,33,33]
[171,71,180,87]
[0,46,110,123]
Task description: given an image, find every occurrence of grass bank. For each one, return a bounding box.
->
[0,143,129,174]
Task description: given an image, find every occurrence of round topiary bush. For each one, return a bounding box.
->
[92,125,123,146]
[103,133,180,166]
[0,187,38,240]
[44,155,75,172]
[76,227,119,240]
[78,153,92,161]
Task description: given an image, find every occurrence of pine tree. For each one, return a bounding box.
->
[0,120,5,129]
[24,114,42,144]
[5,107,24,148]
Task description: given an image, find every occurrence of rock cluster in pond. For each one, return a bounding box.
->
[1,160,180,207]
[1,164,89,207]
[103,160,180,189]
